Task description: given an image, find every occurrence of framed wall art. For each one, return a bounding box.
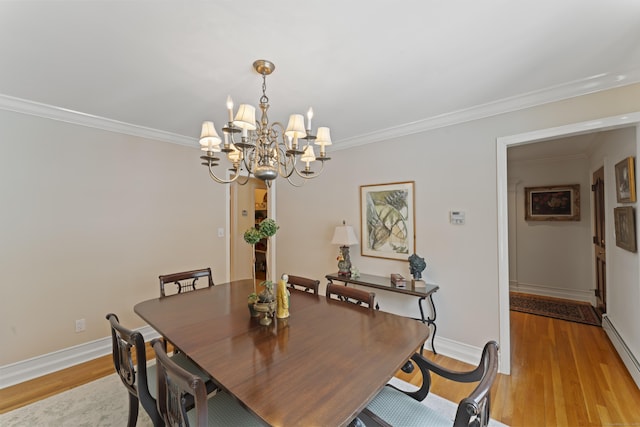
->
[524,184,580,221]
[360,181,415,261]
[614,206,637,252]
[615,156,636,203]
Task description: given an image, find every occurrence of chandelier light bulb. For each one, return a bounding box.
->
[226,96,234,122]
[306,107,314,130]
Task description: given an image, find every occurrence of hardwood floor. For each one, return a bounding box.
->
[2,312,640,426]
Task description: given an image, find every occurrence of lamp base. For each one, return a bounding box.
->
[337,246,352,276]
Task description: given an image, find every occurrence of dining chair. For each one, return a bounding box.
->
[326,282,375,309]
[151,339,263,427]
[159,267,214,297]
[286,275,320,294]
[106,313,216,427]
[360,341,500,427]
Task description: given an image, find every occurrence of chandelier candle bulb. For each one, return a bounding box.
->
[226,95,234,122]
[307,107,313,130]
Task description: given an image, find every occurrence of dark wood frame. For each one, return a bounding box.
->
[615,156,636,203]
[525,184,580,221]
[614,206,637,252]
[360,181,416,261]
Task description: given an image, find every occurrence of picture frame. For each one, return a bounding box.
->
[614,206,637,252]
[524,184,580,221]
[615,156,636,203]
[360,181,415,261]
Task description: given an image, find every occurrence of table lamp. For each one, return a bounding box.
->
[331,221,359,276]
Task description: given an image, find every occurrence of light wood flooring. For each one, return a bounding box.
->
[2,311,640,426]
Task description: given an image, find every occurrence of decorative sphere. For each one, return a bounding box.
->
[254,165,278,181]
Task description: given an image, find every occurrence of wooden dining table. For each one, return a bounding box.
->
[134,279,430,427]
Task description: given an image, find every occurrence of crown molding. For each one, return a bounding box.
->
[0,94,198,148]
[1,66,639,150]
[335,67,640,151]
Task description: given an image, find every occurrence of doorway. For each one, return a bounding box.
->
[229,178,268,281]
[496,112,640,374]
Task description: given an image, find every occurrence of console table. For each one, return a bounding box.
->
[326,272,440,354]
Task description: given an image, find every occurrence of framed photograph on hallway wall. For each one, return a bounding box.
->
[524,184,580,221]
[614,206,637,252]
[615,156,636,203]
[360,181,415,261]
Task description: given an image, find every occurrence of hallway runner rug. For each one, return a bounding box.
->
[510,292,601,326]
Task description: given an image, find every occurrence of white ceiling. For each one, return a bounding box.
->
[1,1,639,150]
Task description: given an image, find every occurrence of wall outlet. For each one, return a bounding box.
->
[75,318,86,333]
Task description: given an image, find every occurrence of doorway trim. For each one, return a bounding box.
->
[496,111,640,374]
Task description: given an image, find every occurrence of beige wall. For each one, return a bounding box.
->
[0,110,228,364]
[1,83,639,370]
[275,83,640,352]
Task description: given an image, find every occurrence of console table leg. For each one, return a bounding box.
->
[418,296,438,355]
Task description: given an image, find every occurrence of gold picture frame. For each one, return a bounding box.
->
[615,156,636,203]
[360,181,415,261]
[524,184,580,221]
[614,206,637,252]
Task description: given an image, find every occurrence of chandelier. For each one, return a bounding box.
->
[199,59,332,186]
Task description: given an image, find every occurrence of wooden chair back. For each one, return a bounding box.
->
[326,283,375,309]
[362,341,500,427]
[287,275,320,295]
[159,268,214,297]
[106,313,160,426]
[151,339,209,427]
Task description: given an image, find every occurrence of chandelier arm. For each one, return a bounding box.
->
[285,175,307,187]
[290,154,326,180]
[234,173,252,186]
[239,146,257,176]
[273,143,297,179]
[208,163,241,184]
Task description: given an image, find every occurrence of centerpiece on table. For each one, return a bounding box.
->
[244,218,279,323]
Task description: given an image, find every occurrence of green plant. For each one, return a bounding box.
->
[258,218,279,237]
[244,218,279,297]
[258,281,275,302]
[243,228,262,245]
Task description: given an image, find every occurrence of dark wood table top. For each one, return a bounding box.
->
[134,279,430,427]
[326,272,439,297]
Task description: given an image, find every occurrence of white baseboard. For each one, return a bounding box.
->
[0,325,159,389]
[509,282,596,305]
[602,314,640,389]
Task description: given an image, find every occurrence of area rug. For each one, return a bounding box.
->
[0,374,508,426]
[510,292,601,326]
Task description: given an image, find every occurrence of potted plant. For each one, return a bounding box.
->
[247,292,259,317]
[244,218,279,317]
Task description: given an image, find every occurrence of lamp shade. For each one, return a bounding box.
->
[233,104,257,130]
[285,114,307,139]
[300,145,316,164]
[331,224,358,246]
[315,127,332,146]
[199,121,222,150]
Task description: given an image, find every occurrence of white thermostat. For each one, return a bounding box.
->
[450,211,465,225]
